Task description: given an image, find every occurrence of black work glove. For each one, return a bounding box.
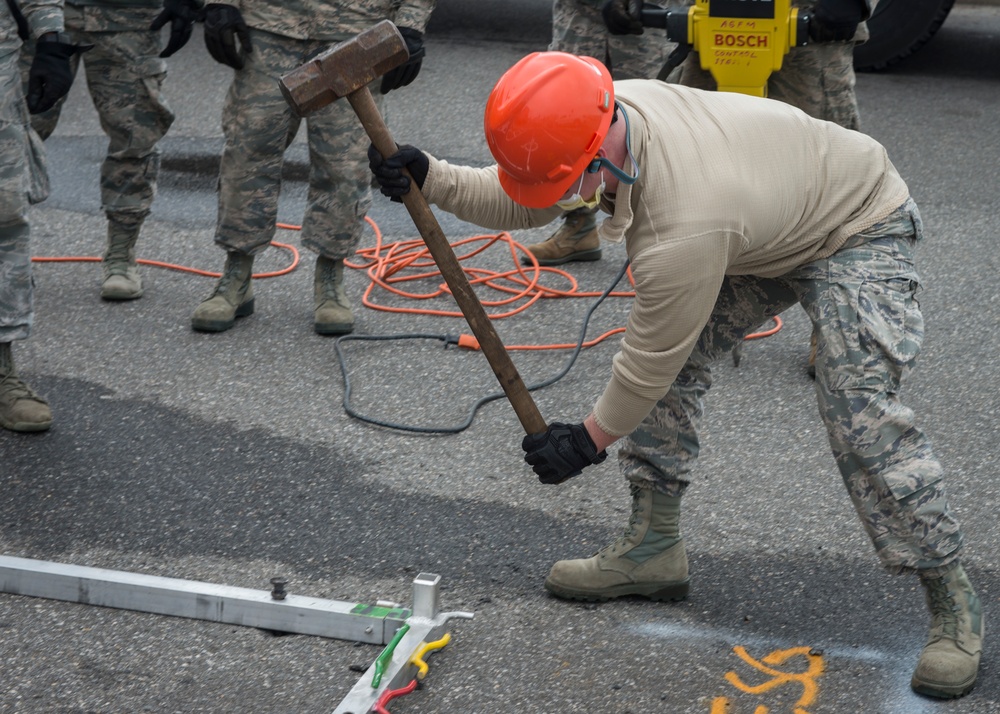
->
[522,422,608,485]
[602,0,644,36]
[367,143,429,202]
[150,0,202,58]
[809,0,866,43]
[380,27,425,94]
[27,35,88,114]
[203,3,252,70]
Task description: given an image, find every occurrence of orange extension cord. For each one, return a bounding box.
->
[31,216,782,347]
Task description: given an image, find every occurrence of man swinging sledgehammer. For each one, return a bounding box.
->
[367,51,982,699]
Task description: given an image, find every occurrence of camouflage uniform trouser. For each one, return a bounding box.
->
[0,50,38,343]
[20,4,174,222]
[618,199,963,574]
[215,28,379,260]
[549,0,673,80]
[678,41,860,129]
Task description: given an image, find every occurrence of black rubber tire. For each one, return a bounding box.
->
[854,0,956,71]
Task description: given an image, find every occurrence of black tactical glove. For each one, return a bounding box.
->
[380,27,425,94]
[522,422,608,485]
[150,0,203,58]
[27,34,88,114]
[602,0,644,36]
[809,0,866,43]
[203,3,252,70]
[367,143,429,202]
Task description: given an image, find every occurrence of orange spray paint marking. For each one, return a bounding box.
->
[711,646,824,713]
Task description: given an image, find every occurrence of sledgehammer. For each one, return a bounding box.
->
[278,21,547,435]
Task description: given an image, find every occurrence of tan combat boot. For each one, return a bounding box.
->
[0,342,52,433]
[911,563,983,699]
[191,251,255,332]
[314,256,353,335]
[545,485,690,602]
[101,215,144,300]
[523,208,602,266]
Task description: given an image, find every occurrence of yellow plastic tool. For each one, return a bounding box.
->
[409,632,452,679]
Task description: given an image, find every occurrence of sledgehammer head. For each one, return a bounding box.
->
[279,20,409,117]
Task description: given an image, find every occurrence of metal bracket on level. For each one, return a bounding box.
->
[0,556,473,713]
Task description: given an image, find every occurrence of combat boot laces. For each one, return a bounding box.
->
[599,485,645,559]
[316,260,349,308]
[104,241,130,277]
[927,578,961,639]
[214,256,250,299]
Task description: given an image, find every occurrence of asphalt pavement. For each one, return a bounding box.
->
[1,1,999,712]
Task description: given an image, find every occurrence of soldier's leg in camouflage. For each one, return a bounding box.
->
[190,251,255,332]
[101,213,144,300]
[0,341,52,433]
[545,276,799,601]
[300,65,373,336]
[303,41,398,337]
[0,63,51,432]
[194,30,296,333]
[522,208,602,266]
[87,19,174,301]
[313,256,353,335]
[800,203,979,697]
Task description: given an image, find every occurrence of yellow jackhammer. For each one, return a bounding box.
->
[641,0,811,96]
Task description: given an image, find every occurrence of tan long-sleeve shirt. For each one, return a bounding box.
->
[421,81,910,438]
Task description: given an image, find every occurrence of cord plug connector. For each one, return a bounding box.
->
[457,334,481,350]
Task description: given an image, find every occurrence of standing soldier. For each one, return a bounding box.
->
[521,0,674,267]
[190,0,436,335]
[20,0,200,301]
[2,0,80,431]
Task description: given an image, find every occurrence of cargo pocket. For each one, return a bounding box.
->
[856,274,923,394]
[137,55,175,145]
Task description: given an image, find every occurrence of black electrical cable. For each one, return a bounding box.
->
[333,258,632,434]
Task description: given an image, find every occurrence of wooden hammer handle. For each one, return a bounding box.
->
[347,87,548,436]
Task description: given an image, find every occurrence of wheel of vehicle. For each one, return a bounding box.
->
[854,0,956,71]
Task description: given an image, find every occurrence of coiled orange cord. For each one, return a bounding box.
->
[31,216,781,347]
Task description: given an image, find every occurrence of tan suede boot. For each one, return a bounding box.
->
[523,208,602,266]
[0,342,52,433]
[314,256,353,335]
[911,563,983,699]
[191,251,255,333]
[545,485,689,602]
[101,216,144,300]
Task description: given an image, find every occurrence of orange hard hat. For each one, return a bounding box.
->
[484,52,615,209]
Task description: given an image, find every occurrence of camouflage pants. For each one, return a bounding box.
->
[549,0,673,80]
[0,50,36,343]
[20,4,174,221]
[618,199,963,573]
[678,41,860,129]
[215,28,378,260]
